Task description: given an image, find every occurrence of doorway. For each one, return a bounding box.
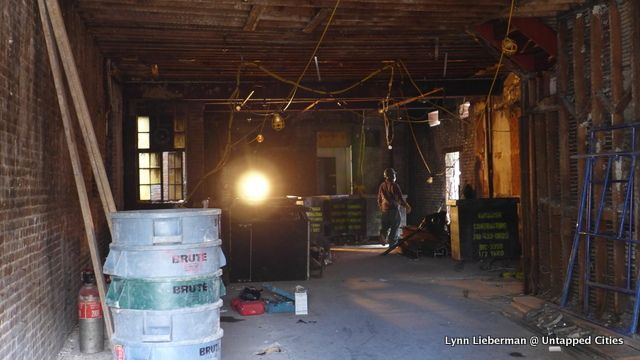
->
[317,157,337,195]
[316,146,353,195]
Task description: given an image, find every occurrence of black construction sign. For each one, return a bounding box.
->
[456,198,519,260]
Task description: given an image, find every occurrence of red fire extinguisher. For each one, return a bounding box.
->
[78,269,104,354]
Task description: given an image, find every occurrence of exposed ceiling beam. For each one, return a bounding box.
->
[302,8,331,33]
[243,5,267,31]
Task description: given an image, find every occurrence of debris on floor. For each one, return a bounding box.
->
[516,300,590,338]
[255,342,283,356]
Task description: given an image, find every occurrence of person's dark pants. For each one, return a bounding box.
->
[380,207,401,245]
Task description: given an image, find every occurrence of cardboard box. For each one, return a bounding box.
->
[295,286,308,315]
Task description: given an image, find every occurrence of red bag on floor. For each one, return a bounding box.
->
[232,297,265,316]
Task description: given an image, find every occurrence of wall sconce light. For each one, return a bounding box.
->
[256,134,265,143]
[272,113,285,131]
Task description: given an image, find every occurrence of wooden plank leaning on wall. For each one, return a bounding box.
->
[37,0,114,339]
[44,0,117,232]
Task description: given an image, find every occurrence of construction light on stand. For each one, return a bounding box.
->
[272,113,285,131]
[237,171,270,204]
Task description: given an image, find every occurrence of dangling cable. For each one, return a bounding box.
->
[185,62,243,203]
[382,65,395,149]
[485,0,516,105]
[283,0,341,112]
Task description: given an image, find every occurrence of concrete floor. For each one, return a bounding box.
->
[58,248,582,360]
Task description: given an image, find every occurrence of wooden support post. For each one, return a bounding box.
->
[528,77,540,294]
[590,7,606,314]
[573,13,587,309]
[632,0,640,283]
[544,71,561,295]
[520,80,533,294]
[44,0,116,233]
[535,76,550,292]
[608,0,626,313]
[37,0,113,339]
[557,20,572,285]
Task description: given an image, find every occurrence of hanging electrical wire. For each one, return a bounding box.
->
[407,111,432,175]
[283,0,341,112]
[382,65,395,149]
[185,62,243,203]
[485,0,516,105]
[397,60,459,120]
[353,111,367,195]
[243,61,395,97]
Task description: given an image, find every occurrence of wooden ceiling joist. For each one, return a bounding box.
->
[73,0,585,82]
[243,5,267,31]
[302,8,331,33]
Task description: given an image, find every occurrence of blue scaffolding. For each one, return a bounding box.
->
[560,123,640,335]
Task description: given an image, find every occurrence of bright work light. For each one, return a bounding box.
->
[237,171,270,203]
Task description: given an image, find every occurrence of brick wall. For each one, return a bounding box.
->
[0,1,111,359]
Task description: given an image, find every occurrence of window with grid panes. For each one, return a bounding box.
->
[136,115,186,202]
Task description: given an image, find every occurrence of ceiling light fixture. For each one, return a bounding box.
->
[272,113,285,131]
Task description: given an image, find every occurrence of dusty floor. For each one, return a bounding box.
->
[57,248,615,360]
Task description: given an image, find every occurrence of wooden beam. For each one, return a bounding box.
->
[510,18,557,59]
[573,12,587,309]
[543,72,561,295]
[243,5,266,31]
[590,6,606,315]
[302,8,331,34]
[44,0,116,231]
[37,0,113,340]
[631,0,640,303]
[608,0,626,314]
[615,87,632,114]
[520,79,533,294]
[528,77,540,294]
[557,20,572,292]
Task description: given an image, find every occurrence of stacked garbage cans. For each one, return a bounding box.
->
[104,209,225,360]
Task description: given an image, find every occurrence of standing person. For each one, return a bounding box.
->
[378,168,411,246]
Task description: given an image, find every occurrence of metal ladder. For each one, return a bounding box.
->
[560,123,640,335]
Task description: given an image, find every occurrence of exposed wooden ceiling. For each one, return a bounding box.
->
[72,0,586,84]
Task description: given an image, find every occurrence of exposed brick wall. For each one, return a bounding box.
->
[0,1,111,359]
